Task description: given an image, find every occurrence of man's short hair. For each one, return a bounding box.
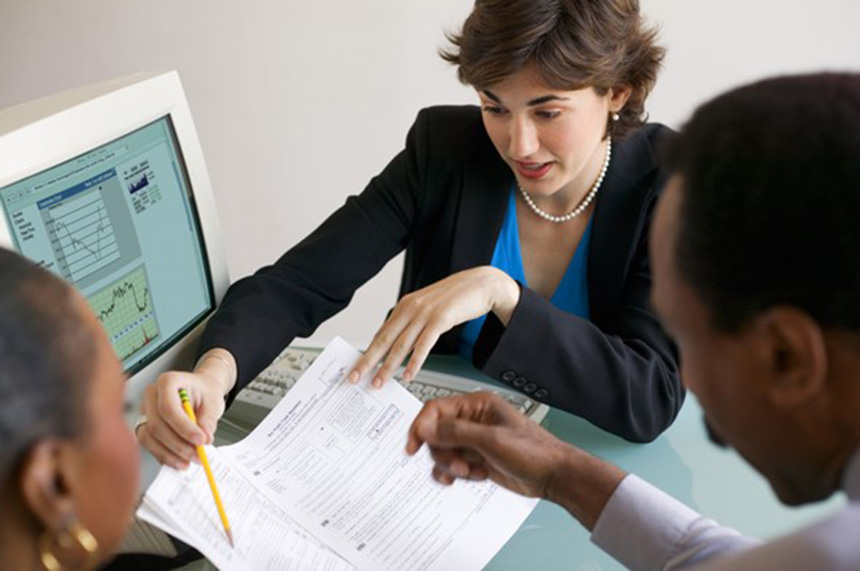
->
[668,72,860,331]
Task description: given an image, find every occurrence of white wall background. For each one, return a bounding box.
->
[1,0,858,348]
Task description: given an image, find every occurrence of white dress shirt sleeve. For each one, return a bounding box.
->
[591,474,762,570]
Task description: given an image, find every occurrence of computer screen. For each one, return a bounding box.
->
[0,72,229,399]
[1,116,212,373]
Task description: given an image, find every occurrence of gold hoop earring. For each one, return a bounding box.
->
[39,517,99,571]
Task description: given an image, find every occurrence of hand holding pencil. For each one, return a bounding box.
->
[178,388,235,547]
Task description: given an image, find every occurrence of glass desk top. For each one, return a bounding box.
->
[392,355,843,570]
[146,353,844,570]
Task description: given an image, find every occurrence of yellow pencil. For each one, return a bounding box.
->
[178,388,235,548]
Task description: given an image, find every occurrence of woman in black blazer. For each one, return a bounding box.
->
[138,0,682,470]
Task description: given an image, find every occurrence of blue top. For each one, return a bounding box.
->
[458,188,593,359]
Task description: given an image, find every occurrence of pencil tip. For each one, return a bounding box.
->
[227,529,235,548]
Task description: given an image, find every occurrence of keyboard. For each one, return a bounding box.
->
[224,347,549,428]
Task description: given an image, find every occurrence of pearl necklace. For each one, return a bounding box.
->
[519,138,612,223]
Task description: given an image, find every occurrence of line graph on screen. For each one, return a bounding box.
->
[88,265,160,363]
[46,188,120,283]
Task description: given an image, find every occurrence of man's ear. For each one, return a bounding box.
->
[608,85,633,112]
[18,439,77,531]
[755,306,828,408]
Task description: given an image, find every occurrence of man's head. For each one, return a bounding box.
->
[651,73,860,505]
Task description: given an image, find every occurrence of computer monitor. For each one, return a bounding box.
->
[0,71,230,404]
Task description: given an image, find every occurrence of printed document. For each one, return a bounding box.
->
[138,446,352,570]
[139,336,538,570]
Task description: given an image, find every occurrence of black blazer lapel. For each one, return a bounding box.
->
[436,146,510,355]
[588,130,660,330]
[449,147,512,274]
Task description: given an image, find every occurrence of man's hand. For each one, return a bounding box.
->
[136,349,236,469]
[407,392,570,496]
[407,393,627,530]
[348,267,520,388]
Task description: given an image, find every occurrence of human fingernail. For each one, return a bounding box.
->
[373,377,382,389]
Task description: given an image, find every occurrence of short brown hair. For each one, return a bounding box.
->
[441,0,664,139]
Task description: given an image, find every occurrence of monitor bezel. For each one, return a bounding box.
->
[0,71,230,404]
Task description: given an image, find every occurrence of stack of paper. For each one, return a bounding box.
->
[138,337,538,570]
